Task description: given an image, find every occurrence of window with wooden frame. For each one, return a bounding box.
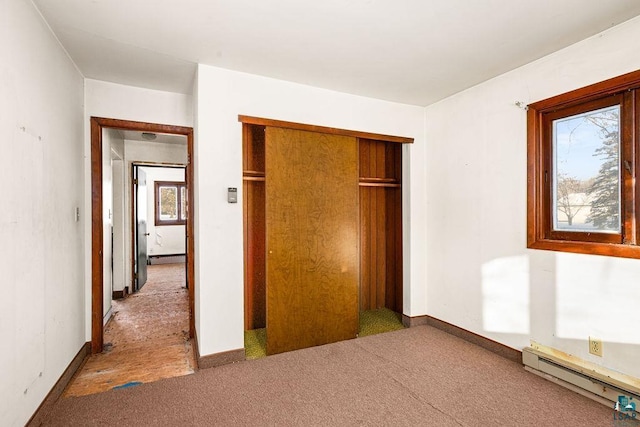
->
[528,69,640,259]
[155,181,187,226]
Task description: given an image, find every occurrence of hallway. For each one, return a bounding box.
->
[64,263,196,397]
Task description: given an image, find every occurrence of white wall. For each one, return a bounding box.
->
[194,65,427,356]
[112,158,126,293]
[101,129,126,315]
[140,166,186,257]
[102,130,114,320]
[0,0,84,425]
[84,80,192,338]
[424,15,640,378]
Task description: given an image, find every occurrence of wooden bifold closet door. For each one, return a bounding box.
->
[265,127,359,355]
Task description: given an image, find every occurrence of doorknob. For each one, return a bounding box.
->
[144,233,150,236]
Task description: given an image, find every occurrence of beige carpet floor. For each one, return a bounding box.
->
[44,325,622,426]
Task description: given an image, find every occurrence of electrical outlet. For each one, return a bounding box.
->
[589,337,603,357]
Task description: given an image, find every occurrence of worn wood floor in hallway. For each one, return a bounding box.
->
[64,263,196,397]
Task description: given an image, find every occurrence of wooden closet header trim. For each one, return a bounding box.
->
[238,115,414,144]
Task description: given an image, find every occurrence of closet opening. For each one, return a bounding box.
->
[241,117,412,358]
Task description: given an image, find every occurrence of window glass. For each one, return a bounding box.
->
[552,105,620,233]
[159,186,178,220]
[181,186,187,220]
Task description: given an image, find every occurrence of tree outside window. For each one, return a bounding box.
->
[155,181,187,225]
[552,105,620,233]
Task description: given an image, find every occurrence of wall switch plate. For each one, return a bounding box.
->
[589,337,603,357]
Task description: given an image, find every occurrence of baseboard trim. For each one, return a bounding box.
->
[198,348,246,369]
[27,342,90,426]
[149,254,186,265]
[424,315,522,363]
[402,314,429,328]
[192,329,200,370]
[112,289,127,299]
[149,253,186,258]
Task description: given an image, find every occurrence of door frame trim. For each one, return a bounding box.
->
[90,117,195,354]
[238,115,414,144]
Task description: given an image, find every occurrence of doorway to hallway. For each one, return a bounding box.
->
[90,117,195,355]
[65,263,195,396]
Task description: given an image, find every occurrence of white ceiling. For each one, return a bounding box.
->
[121,130,186,146]
[33,0,640,106]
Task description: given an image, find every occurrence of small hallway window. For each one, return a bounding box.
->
[155,181,187,225]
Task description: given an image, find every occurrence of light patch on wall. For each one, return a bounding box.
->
[555,252,640,345]
[13,127,45,395]
[481,255,530,334]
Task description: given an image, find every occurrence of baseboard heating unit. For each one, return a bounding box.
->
[523,341,640,412]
